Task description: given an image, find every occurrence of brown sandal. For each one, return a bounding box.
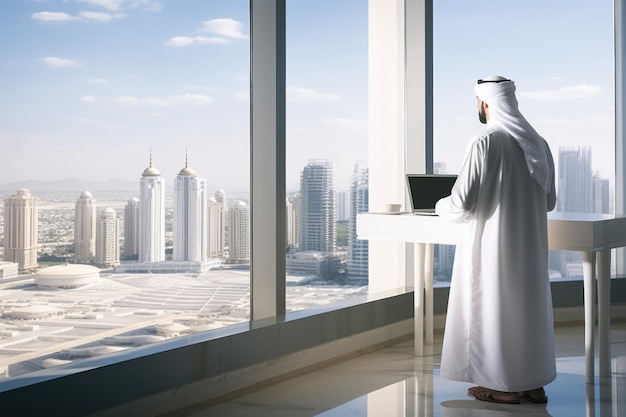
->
[519,388,548,403]
[468,386,520,404]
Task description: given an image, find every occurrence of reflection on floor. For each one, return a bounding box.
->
[173,323,626,417]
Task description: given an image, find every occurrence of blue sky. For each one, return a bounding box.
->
[433,0,615,181]
[0,0,615,194]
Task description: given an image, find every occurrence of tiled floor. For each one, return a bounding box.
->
[173,323,626,417]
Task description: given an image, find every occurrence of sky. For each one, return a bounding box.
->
[433,0,615,182]
[0,0,616,195]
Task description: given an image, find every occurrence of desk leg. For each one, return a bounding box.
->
[583,251,596,384]
[597,250,611,378]
[425,243,434,344]
[414,243,425,356]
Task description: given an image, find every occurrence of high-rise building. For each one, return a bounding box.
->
[207,189,227,259]
[3,189,38,271]
[347,162,368,280]
[124,197,139,259]
[558,147,593,213]
[592,174,611,214]
[298,160,336,253]
[74,191,96,263]
[434,244,456,282]
[227,201,250,263]
[96,208,120,268]
[173,156,207,262]
[138,154,165,262]
[286,193,300,250]
[433,162,455,282]
[553,147,594,277]
[336,190,349,221]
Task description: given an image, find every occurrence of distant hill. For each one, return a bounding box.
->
[0,178,138,194]
[0,179,250,202]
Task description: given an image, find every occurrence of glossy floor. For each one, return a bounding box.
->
[174,323,626,417]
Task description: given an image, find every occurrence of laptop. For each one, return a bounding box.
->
[406,174,457,215]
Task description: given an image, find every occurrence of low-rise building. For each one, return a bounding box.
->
[0,262,18,280]
[286,251,330,277]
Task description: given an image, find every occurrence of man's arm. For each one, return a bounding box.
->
[435,136,485,221]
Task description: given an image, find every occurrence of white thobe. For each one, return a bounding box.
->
[435,124,557,392]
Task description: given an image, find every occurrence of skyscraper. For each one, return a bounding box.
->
[173,156,207,262]
[433,162,456,282]
[336,190,349,222]
[124,197,139,259]
[557,147,593,213]
[139,154,165,262]
[96,208,120,268]
[553,146,593,277]
[592,174,611,214]
[3,189,38,271]
[207,189,227,259]
[74,191,96,263]
[298,160,336,253]
[347,162,368,280]
[227,201,250,263]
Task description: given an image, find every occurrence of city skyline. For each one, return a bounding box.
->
[0,148,606,299]
[1,157,361,265]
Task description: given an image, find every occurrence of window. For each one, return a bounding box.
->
[285,0,369,311]
[433,0,615,283]
[0,0,250,380]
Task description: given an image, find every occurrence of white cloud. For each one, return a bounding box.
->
[88,78,108,84]
[287,87,341,103]
[81,95,97,102]
[41,56,82,68]
[200,18,247,39]
[521,84,603,100]
[76,0,123,11]
[32,11,75,22]
[75,0,162,12]
[79,11,114,22]
[166,18,246,48]
[165,36,230,47]
[114,93,213,107]
[33,10,125,24]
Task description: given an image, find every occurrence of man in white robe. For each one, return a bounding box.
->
[435,76,557,404]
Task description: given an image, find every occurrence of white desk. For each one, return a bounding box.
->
[357,212,626,384]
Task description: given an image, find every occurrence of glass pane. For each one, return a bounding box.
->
[433,0,614,283]
[286,0,369,311]
[0,0,249,379]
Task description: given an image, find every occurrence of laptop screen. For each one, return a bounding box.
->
[406,174,457,212]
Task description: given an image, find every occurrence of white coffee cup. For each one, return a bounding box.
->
[382,203,402,213]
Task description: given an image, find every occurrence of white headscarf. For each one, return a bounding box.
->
[475,76,551,193]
